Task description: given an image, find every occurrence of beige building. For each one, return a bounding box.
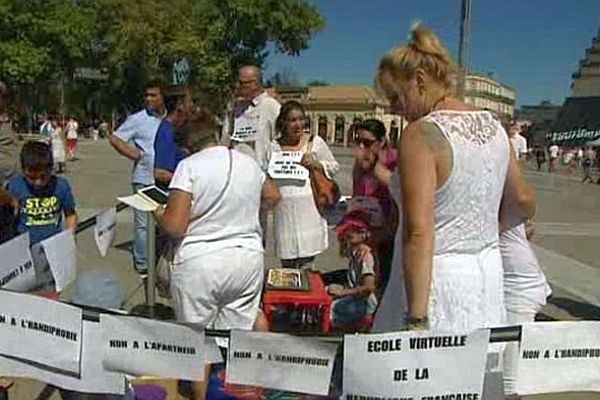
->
[463,72,516,117]
[272,85,405,147]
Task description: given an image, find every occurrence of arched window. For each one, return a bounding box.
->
[390,120,399,144]
[334,116,345,145]
[318,116,328,141]
[351,117,363,143]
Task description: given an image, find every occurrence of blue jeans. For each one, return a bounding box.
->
[132,183,149,272]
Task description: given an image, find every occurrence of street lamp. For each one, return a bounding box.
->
[457,0,473,99]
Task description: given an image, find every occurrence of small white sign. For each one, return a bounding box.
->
[117,194,158,212]
[343,329,490,399]
[94,207,117,257]
[0,290,83,374]
[0,233,36,291]
[41,229,76,292]
[0,320,126,394]
[268,151,309,181]
[227,331,338,396]
[101,315,222,380]
[232,114,259,142]
[516,321,600,394]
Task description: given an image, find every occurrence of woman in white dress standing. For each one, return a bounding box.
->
[268,101,339,269]
[372,24,525,334]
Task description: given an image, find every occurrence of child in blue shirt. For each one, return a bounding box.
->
[6,141,78,244]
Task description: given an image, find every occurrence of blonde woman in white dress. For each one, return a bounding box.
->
[372,24,527,336]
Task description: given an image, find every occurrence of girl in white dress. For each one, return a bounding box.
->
[372,24,525,335]
[268,101,339,269]
[50,122,66,173]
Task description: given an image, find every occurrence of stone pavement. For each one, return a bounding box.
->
[5,139,600,399]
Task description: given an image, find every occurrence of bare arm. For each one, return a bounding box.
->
[64,211,78,232]
[154,168,174,186]
[159,189,192,237]
[399,122,442,320]
[108,135,141,161]
[502,142,536,219]
[261,178,281,211]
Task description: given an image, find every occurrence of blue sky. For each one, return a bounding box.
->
[263,0,600,106]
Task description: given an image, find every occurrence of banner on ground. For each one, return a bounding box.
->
[227,331,338,396]
[516,321,600,395]
[94,207,117,257]
[0,290,83,374]
[0,233,36,292]
[0,320,126,395]
[343,329,490,399]
[101,315,222,380]
[41,229,77,292]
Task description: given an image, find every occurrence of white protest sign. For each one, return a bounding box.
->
[232,114,259,142]
[268,151,309,181]
[94,207,117,257]
[0,233,36,291]
[516,321,600,394]
[41,229,76,292]
[343,329,490,399]
[0,290,83,374]
[0,320,126,394]
[101,315,222,380]
[227,331,338,396]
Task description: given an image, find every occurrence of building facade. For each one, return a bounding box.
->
[463,73,516,117]
[273,85,405,147]
[571,28,600,98]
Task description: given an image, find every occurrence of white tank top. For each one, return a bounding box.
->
[421,110,510,255]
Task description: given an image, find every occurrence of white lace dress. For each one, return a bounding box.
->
[373,110,510,334]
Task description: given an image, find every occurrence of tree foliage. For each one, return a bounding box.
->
[0,0,324,121]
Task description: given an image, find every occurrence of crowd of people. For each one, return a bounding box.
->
[0,23,558,398]
[532,142,600,183]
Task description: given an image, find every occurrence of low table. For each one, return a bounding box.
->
[263,272,332,334]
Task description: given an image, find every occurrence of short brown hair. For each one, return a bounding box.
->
[179,108,221,153]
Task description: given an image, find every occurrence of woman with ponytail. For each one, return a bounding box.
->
[373,24,525,336]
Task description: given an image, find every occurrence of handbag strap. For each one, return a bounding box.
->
[189,148,233,223]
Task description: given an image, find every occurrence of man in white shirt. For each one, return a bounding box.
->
[508,122,528,162]
[548,143,560,172]
[221,65,281,171]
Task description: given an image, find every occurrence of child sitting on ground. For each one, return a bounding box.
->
[5,141,77,289]
[327,210,378,327]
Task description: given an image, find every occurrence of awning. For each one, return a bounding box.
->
[548,96,600,144]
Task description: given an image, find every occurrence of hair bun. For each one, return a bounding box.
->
[409,23,451,63]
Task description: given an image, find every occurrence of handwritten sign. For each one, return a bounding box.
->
[227,331,338,395]
[94,207,117,257]
[41,229,76,292]
[0,233,36,291]
[268,151,309,181]
[343,330,490,399]
[232,114,259,142]
[101,315,222,380]
[0,320,126,394]
[516,321,600,394]
[0,290,83,374]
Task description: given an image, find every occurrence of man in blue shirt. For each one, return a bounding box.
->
[154,85,193,189]
[109,80,165,275]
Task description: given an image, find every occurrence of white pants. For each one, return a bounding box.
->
[503,309,537,395]
[170,247,264,330]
